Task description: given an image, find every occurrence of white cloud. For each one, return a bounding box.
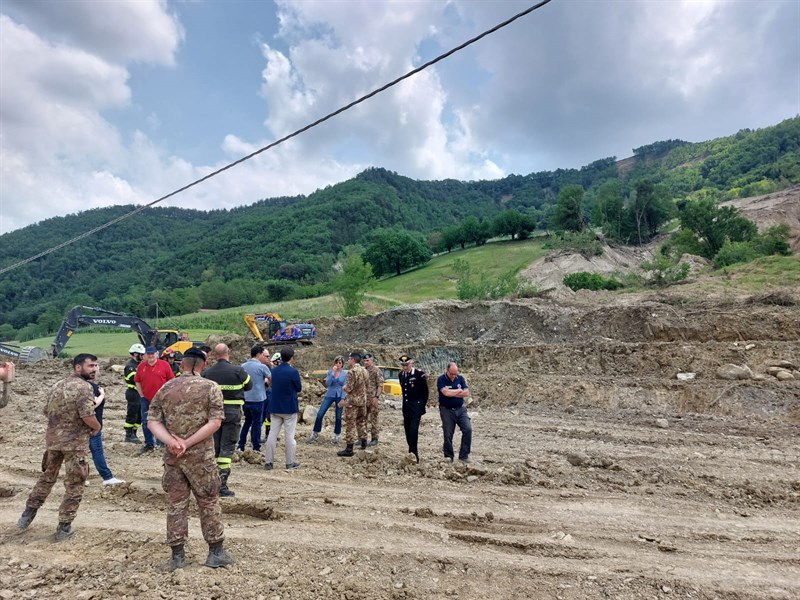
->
[1,0,797,236]
[3,0,183,64]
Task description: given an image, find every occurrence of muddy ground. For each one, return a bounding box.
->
[1,290,799,600]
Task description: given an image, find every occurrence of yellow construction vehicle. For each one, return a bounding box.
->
[244,313,316,345]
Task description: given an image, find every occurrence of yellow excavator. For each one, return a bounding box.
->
[244,313,316,345]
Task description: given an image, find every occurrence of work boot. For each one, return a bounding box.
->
[331,434,340,445]
[205,541,235,568]
[124,429,141,444]
[138,445,154,456]
[16,507,37,530]
[170,544,186,570]
[337,444,354,457]
[55,521,74,541]
[264,463,273,470]
[307,432,319,444]
[367,437,379,447]
[359,438,367,450]
[219,470,235,498]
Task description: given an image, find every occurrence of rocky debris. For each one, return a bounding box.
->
[654,418,669,428]
[716,364,753,380]
[765,359,797,370]
[775,370,795,381]
[302,404,318,424]
[676,372,696,381]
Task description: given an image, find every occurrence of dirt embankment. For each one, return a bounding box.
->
[1,291,799,600]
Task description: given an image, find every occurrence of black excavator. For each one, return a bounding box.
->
[50,305,202,358]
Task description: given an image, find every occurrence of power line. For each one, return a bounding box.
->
[0,0,554,277]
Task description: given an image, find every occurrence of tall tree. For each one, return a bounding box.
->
[364,229,432,277]
[551,185,584,232]
[333,251,374,317]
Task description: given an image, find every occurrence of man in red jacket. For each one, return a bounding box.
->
[135,346,174,455]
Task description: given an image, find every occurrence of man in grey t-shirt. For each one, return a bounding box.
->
[237,345,272,453]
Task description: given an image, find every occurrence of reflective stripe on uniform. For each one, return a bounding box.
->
[217,457,232,470]
[124,422,139,429]
[223,399,244,405]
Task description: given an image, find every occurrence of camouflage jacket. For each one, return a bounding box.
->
[344,363,369,406]
[149,374,224,465]
[365,364,384,399]
[44,374,96,451]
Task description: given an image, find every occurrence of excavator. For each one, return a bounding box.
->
[50,306,202,358]
[243,312,316,345]
[0,342,48,363]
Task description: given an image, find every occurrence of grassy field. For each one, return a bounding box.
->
[369,238,548,304]
[22,329,224,359]
[702,254,800,290]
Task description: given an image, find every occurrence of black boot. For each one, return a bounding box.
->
[170,544,185,570]
[125,428,142,444]
[359,438,367,450]
[219,470,235,497]
[337,444,354,457]
[55,521,74,541]
[367,436,379,447]
[205,541,235,568]
[17,507,37,530]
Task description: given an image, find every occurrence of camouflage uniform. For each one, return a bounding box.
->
[149,374,225,548]
[25,374,95,523]
[342,363,369,445]
[365,363,384,439]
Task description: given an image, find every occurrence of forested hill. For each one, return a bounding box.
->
[1,116,798,339]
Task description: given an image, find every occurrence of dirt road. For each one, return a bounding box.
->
[1,293,798,599]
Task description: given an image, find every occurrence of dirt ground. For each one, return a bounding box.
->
[1,287,799,599]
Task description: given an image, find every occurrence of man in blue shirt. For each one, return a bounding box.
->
[264,347,302,470]
[238,345,272,453]
[437,362,472,463]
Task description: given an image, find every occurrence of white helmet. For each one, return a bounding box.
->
[271,352,281,362]
[129,343,146,355]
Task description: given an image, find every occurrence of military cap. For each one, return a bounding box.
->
[398,354,413,364]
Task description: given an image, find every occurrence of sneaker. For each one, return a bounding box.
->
[285,462,301,469]
[264,463,273,470]
[138,445,154,456]
[458,457,471,464]
[307,432,319,444]
[103,477,126,486]
[331,434,340,445]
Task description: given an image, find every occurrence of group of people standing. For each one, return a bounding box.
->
[16,342,473,571]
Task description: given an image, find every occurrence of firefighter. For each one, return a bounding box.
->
[123,344,145,443]
[202,343,252,497]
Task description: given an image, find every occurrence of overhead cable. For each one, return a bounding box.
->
[0,0,554,276]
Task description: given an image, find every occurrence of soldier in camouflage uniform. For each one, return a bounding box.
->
[17,354,102,541]
[363,353,384,447]
[147,347,235,570]
[336,351,370,457]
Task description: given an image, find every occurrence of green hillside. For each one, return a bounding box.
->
[1,117,797,342]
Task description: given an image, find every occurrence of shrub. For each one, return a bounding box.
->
[562,272,623,292]
[544,230,603,259]
[713,240,760,268]
[640,254,690,286]
[453,259,530,300]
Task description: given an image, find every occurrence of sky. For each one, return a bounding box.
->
[1,0,798,234]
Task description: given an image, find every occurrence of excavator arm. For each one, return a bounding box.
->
[51,306,160,358]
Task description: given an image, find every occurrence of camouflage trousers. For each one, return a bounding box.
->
[366,396,380,438]
[162,459,224,547]
[343,400,367,445]
[26,449,89,523]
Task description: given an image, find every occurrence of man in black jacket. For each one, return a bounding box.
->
[202,343,252,497]
[397,355,428,464]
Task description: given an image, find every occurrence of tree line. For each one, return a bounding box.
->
[1,117,797,339]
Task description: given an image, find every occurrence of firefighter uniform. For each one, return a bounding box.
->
[202,359,252,497]
[123,357,142,442]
